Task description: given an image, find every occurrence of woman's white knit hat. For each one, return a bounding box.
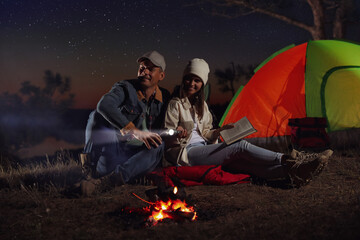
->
[183,58,210,85]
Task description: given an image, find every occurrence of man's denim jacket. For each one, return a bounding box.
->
[85,79,170,151]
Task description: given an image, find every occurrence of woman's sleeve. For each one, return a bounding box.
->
[202,104,218,144]
[164,99,180,130]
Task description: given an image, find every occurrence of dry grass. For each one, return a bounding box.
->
[0,151,83,190]
[0,148,360,240]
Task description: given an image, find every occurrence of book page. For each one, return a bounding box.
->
[220,117,257,145]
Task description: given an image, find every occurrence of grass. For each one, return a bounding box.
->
[0,150,83,190]
[0,148,360,240]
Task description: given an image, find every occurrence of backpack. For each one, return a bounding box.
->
[288,117,330,151]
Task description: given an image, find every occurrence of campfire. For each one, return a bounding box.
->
[133,186,197,226]
[116,185,197,228]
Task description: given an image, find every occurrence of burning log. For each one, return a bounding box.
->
[145,197,197,226]
[130,185,197,226]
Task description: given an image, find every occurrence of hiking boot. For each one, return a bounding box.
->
[286,150,332,187]
[319,149,333,158]
[102,171,125,187]
[80,171,125,196]
[289,149,333,173]
[286,155,328,187]
[129,175,153,186]
[80,153,98,179]
[80,178,102,197]
[290,149,318,161]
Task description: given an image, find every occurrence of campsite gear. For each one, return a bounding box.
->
[148,165,250,187]
[220,40,360,149]
[288,117,330,151]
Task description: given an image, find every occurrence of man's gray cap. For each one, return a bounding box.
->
[137,50,166,71]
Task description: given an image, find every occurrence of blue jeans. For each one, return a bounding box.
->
[187,140,286,179]
[84,112,163,183]
[95,141,164,183]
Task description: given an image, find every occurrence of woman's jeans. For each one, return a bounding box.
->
[187,140,286,179]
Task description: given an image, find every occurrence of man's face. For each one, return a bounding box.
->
[137,59,165,89]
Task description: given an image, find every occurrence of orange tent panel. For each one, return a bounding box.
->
[222,43,308,138]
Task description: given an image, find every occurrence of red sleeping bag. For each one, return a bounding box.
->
[149,165,250,187]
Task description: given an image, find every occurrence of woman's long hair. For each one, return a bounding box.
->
[179,76,205,120]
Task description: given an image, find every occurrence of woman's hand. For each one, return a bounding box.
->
[214,124,234,138]
[220,124,235,131]
[176,126,188,138]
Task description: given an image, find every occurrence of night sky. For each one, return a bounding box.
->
[1,0,360,109]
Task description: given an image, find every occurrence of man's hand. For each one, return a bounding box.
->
[131,129,162,149]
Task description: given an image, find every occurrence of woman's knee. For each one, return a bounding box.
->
[231,140,249,152]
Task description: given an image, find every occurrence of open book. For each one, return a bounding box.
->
[220,116,257,145]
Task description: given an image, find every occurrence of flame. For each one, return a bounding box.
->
[149,199,197,224]
[152,209,170,221]
[132,187,197,226]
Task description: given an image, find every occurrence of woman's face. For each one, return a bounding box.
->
[183,74,203,97]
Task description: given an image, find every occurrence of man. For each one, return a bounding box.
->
[81,50,171,192]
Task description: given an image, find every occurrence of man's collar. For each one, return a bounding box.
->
[136,85,163,103]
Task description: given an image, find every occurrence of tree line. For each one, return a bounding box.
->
[0,70,74,155]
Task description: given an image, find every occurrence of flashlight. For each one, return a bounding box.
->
[160,129,181,137]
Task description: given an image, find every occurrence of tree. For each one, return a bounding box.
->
[214,62,256,97]
[193,0,358,40]
[19,70,74,111]
[0,70,74,154]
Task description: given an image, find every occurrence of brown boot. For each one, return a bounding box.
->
[80,153,100,179]
[290,149,333,161]
[286,150,332,187]
[80,171,125,196]
[80,178,102,197]
[100,171,125,188]
[108,171,125,187]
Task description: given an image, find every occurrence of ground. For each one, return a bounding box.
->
[1,152,360,240]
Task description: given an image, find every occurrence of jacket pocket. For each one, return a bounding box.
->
[120,105,141,122]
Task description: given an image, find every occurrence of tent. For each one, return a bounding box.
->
[219,40,360,150]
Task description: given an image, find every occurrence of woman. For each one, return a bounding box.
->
[164,58,332,187]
